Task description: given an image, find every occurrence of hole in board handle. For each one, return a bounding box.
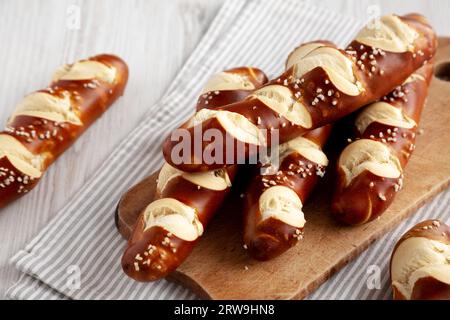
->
[434,62,450,81]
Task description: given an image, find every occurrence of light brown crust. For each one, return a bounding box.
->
[331,63,433,225]
[0,54,128,208]
[162,14,437,172]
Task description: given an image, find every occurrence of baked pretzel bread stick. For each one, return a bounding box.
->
[241,43,334,261]
[162,14,437,173]
[243,125,332,261]
[390,219,450,300]
[121,67,268,281]
[0,54,128,208]
[196,67,268,111]
[331,62,433,225]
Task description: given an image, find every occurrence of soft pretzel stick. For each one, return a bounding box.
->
[162,14,437,172]
[331,62,433,225]
[390,219,450,300]
[242,43,334,261]
[121,67,268,281]
[196,67,268,111]
[243,125,332,260]
[0,54,128,208]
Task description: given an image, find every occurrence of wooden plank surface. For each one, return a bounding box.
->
[1,0,449,299]
[117,38,450,299]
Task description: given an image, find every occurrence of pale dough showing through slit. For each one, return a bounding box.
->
[259,185,306,228]
[339,139,402,186]
[143,198,203,242]
[0,134,43,178]
[52,60,117,83]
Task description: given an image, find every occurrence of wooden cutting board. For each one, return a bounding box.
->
[116,37,450,299]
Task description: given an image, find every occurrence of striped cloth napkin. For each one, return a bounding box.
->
[6,0,449,300]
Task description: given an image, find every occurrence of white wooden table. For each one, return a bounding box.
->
[0,0,449,299]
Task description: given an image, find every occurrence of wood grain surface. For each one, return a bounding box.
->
[1,0,449,299]
[117,38,450,299]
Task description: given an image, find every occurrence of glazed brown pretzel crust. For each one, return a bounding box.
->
[0,54,128,208]
[162,14,437,173]
[243,125,332,261]
[390,220,450,300]
[331,63,433,225]
[121,67,268,282]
